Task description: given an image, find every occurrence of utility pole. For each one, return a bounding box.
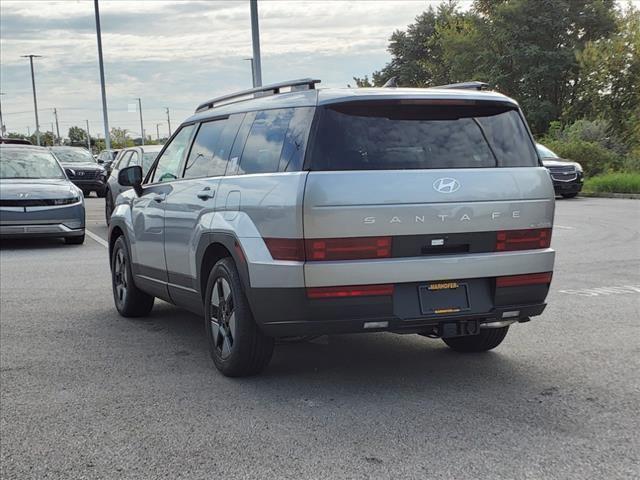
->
[165,107,172,136]
[21,54,42,145]
[249,0,262,87]
[53,108,61,144]
[94,0,111,151]
[85,120,91,152]
[156,123,162,141]
[136,97,144,145]
[0,92,6,136]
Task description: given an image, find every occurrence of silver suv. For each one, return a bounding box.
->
[108,79,555,376]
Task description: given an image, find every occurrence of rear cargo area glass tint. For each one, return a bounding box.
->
[309,101,538,170]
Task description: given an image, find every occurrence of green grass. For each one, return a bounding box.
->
[584,172,640,194]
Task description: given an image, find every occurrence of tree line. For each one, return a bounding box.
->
[355,0,639,174]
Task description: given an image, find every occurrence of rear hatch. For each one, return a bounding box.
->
[303,98,555,256]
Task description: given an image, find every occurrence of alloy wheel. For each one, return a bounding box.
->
[113,248,128,307]
[210,276,236,359]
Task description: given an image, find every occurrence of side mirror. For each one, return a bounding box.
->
[97,158,105,164]
[118,165,143,195]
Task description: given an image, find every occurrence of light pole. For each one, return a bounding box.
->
[21,54,42,145]
[136,97,145,145]
[249,0,262,87]
[85,120,91,152]
[155,123,162,141]
[53,108,61,144]
[94,0,111,151]
[165,107,172,136]
[0,92,6,136]
[243,58,255,87]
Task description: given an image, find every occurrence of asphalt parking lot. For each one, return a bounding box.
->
[1,196,639,479]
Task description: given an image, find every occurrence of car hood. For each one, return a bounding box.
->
[542,159,574,167]
[60,161,104,171]
[0,179,79,200]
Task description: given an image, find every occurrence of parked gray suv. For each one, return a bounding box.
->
[108,79,556,376]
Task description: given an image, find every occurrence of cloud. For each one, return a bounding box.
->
[0,0,460,136]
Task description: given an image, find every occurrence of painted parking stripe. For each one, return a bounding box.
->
[85,229,108,248]
[559,285,640,297]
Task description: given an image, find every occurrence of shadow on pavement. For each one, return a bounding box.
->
[0,237,72,250]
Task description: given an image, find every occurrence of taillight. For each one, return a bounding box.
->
[496,272,553,288]
[264,236,392,261]
[305,237,392,261]
[496,228,551,251]
[306,284,394,299]
[263,238,305,261]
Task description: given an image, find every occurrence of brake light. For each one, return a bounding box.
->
[263,238,305,261]
[496,272,553,288]
[306,284,394,299]
[496,228,551,251]
[305,237,392,261]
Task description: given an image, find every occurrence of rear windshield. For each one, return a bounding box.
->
[308,101,539,170]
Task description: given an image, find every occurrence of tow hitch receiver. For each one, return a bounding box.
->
[441,320,480,338]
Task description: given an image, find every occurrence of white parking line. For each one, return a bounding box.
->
[85,229,108,248]
[559,285,640,297]
[554,225,575,230]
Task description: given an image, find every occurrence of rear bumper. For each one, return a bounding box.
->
[247,279,550,337]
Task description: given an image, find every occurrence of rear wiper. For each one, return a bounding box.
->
[472,118,499,166]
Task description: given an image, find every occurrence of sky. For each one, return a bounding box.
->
[0,0,475,139]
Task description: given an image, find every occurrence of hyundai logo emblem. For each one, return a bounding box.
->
[433,177,461,193]
[17,192,30,198]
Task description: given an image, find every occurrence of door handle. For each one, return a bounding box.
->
[197,188,215,200]
[153,193,166,203]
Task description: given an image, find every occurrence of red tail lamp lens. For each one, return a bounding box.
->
[496,272,553,288]
[306,237,392,261]
[306,284,394,299]
[496,228,551,251]
[264,238,305,261]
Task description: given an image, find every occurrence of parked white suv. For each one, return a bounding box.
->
[108,79,555,376]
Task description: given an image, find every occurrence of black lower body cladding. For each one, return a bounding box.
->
[246,277,549,337]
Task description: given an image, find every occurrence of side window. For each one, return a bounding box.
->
[128,151,140,167]
[116,151,133,170]
[279,107,314,172]
[150,125,195,183]
[183,119,227,179]
[238,109,294,175]
[227,112,255,175]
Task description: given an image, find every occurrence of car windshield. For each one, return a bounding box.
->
[310,101,539,170]
[0,149,66,179]
[51,147,95,163]
[536,144,559,159]
[142,152,158,174]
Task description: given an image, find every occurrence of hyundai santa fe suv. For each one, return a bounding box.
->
[108,79,556,376]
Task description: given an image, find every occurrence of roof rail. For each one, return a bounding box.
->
[430,81,489,91]
[195,78,321,113]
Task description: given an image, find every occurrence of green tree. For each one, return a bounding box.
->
[68,126,87,145]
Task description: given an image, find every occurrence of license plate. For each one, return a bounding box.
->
[419,281,470,315]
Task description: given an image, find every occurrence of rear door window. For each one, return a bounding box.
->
[309,101,538,170]
[183,114,244,179]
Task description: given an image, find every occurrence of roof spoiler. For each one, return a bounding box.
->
[430,81,489,91]
[195,78,321,113]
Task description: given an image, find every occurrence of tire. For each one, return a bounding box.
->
[111,236,154,317]
[562,192,578,198]
[65,234,85,245]
[105,190,114,225]
[442,326,509,352]
[204,257,274,377]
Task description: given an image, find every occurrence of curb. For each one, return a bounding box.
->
[580,192,640,200]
